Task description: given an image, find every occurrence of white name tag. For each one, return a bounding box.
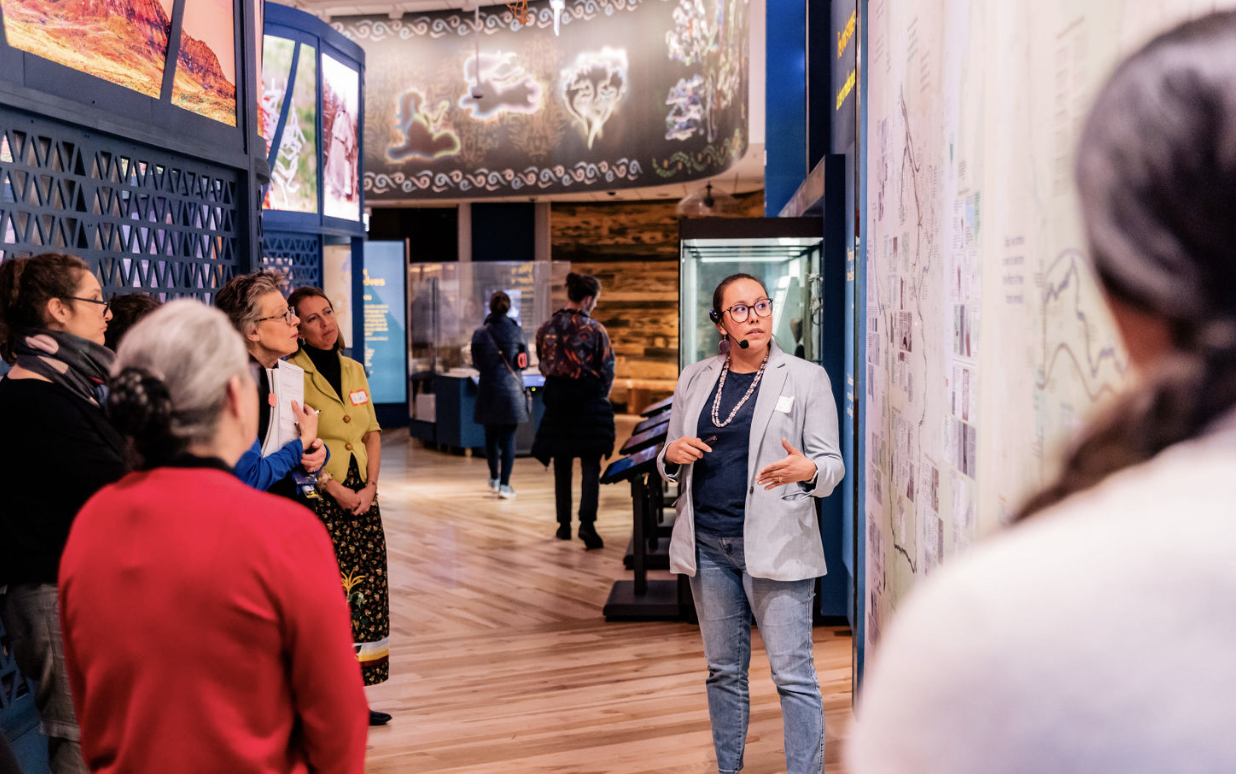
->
[776,395,795,413]
[349,390,370,406]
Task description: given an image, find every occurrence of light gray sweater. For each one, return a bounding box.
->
[848,417,1236,774]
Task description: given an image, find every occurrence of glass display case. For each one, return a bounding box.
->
[408,261,570,380]
[679,220,824,367]
[407,261,570,449]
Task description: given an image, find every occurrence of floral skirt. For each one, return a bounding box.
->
[316,456,390,686]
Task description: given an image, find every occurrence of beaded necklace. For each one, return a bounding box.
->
[711,352,769,428]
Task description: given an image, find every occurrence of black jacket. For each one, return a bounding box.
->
[531,374,616,464]
[471,314,529,426]
[0,378,126,584]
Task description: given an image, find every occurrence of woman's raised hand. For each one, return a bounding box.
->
[755,439,818,490]
[665,436,713,465]
[291,400,319,447]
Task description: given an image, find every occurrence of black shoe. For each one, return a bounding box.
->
[369,709,392,726]
[555,524,572,540]
[579,525,604,550]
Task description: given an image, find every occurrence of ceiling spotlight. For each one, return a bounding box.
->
[676,181,740,217]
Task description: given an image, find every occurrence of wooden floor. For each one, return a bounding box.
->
[364,420,854,774]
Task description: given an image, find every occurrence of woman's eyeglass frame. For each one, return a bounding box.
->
[720,298,774,323]
[65,296,111,314]
[254,309,298,325]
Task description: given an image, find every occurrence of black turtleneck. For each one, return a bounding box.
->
[304,344,343,400]
[251,355,274,448]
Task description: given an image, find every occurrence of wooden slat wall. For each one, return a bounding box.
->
[551,192,764,412]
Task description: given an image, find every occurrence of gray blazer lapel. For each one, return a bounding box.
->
[682,356,722,440]
[747,345,790,479]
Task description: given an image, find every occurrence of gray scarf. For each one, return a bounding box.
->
[12,329,114,405]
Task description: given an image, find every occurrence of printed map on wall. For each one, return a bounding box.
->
[863,0,1236,654]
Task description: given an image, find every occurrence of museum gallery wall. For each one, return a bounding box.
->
[861,0,1236,657]
[334,0,749,199]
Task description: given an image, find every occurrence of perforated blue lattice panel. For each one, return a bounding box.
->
[1,108,243,303]
[261,230,322,291]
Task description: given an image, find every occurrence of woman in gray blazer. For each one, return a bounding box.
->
[657,273,844,774]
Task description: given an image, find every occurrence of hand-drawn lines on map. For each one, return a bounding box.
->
[1036,249,1127,401]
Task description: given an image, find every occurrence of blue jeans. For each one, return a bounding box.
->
[484,424,517,486]
[689,532,824,774]
[1,584,89,774]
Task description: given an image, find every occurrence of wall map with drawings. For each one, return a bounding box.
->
[334,0,748,199]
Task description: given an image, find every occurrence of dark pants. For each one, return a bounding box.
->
[553,455,601,526]
[0,585,89,774]
[0,733,19,774]
[484,424,517,486]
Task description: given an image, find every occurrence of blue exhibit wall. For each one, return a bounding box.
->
[360,241,410,427]
[765,0,808,215]
[817,157,848,620]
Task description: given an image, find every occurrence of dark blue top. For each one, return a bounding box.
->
[692,369,760,537]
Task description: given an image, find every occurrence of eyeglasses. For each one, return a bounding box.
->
[66,296,110,314]
[254,308,297,325]
[720,298,773,323]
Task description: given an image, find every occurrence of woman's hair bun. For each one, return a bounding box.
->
[108,367,176,463]
[565,272,601,302]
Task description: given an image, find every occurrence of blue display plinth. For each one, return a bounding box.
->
[430,374,544,454]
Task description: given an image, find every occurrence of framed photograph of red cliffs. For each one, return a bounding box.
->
[0,0,236,125]
[0,0,174,97]
[170,0,237,125]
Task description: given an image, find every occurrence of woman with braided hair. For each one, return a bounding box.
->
[57,301,367,774]
[849,11,1236,774]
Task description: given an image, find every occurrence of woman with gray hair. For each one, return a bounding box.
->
[58,300,367,774]
[215,270,326,494]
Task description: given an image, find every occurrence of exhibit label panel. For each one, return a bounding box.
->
[362,241,408,404]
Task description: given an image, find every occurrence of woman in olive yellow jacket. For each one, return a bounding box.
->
[287,287,392,728]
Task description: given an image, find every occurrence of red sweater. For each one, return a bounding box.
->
[59,464,367,774]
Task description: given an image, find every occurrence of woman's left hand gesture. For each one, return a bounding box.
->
[352,482,377,515]
[756,439,819,490]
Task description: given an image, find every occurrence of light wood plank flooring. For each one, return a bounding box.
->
[364,423,854,773]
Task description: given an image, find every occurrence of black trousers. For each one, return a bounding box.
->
[553,454,601,526]
[484,424,517,486]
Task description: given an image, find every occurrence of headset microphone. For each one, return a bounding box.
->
[710,310,751,349]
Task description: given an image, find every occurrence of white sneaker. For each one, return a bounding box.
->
[488,478,500,493]
[498,485,516,499]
